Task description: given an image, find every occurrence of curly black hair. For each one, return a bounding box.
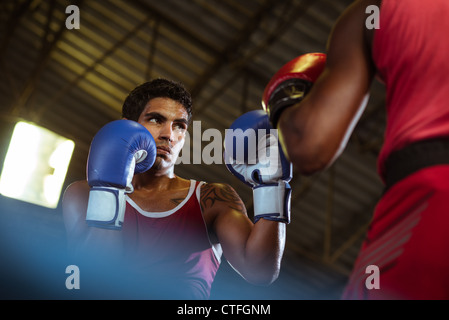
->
[122,78,193,123]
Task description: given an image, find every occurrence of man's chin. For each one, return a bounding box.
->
[153,155,175,170]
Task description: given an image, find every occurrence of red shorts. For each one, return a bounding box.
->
[342,165,449,299]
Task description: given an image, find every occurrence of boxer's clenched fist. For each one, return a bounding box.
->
[262,53,326,128]
[86,120,157,229]
[224,110,292,224]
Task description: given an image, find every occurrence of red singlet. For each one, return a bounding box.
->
[122,180,222,299]
[373,0,449,179]
[343,0,449,299]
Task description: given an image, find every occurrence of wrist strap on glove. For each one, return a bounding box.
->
[86,187,129,230]
[253,181,292,224]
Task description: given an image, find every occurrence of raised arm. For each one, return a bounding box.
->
[205,110,292,285]
[62,120,156,262]
[264,0,378,174]
[200,182,285,286]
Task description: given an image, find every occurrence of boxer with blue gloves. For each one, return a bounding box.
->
[62,79,287,299]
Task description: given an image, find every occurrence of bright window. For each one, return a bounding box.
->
[0,121,75,208]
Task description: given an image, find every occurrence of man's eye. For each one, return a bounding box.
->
[175,123,187,130]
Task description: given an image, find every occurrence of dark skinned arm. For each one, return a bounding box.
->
[277,0,378,175]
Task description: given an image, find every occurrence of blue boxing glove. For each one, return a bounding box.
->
[86,120,156,229]
[224,110,292,223]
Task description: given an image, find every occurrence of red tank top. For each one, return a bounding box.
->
[122,180,222,299]
[373,0,449,179]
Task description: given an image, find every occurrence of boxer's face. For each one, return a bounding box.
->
[137,97,189,171]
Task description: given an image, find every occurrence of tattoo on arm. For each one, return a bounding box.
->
[200,183,246,214]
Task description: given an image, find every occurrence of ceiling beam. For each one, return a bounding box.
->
[34,11,151,122]
[0,0,35,62]
[193,0,315,116]
[189,0,280,99]
[129,0,222,57]
[10,0,85,119]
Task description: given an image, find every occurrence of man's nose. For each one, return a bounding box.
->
[159,123,174,142]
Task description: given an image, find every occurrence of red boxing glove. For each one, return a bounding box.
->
[262,53,326,128]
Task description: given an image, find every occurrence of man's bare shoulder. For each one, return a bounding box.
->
[199,182,246,214]
[63,180,89,200]
[62,180,89,222]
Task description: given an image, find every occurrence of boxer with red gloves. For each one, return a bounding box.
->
[262,0,449,300]
[62,79,286,299]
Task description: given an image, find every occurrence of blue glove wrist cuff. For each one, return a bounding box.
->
[253,182,291,224]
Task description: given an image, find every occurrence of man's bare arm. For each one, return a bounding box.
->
[201,183,286,285]
[62,180,124,261]
[277,0,377,174]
